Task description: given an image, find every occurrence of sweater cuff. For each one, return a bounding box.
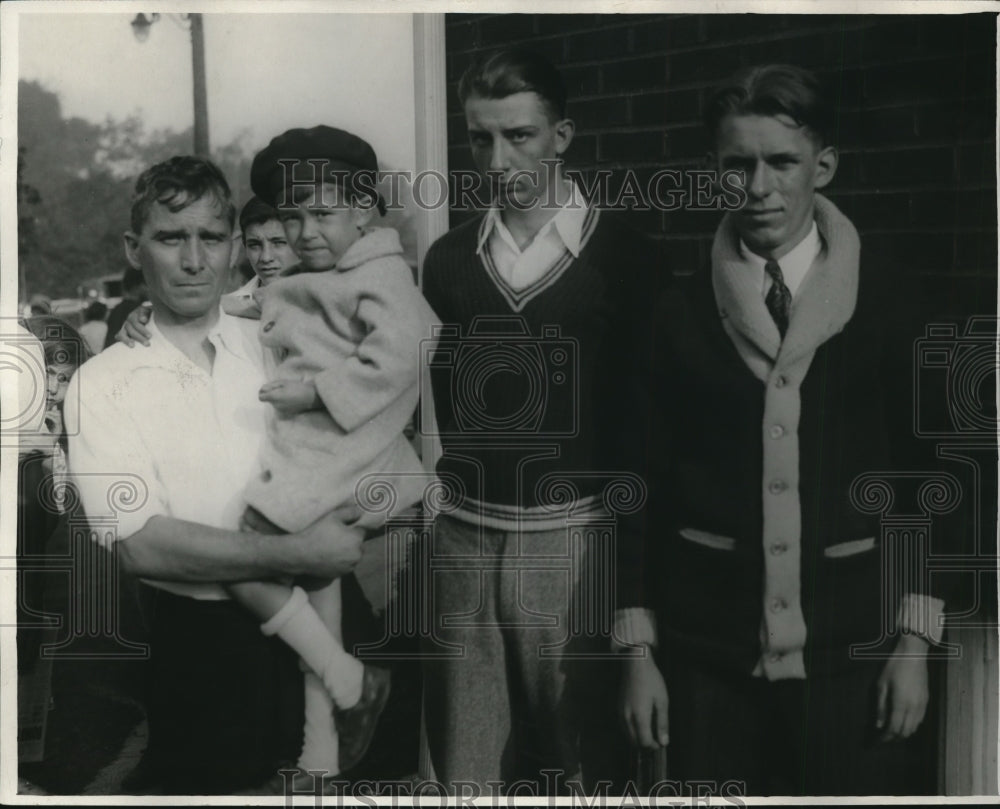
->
[612,607,658,651]
[897,592,945,645]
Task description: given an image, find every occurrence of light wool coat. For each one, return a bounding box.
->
[244,227,440,531]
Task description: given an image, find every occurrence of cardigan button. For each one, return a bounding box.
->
[262,320,276,333]
[768,479,787,495]
[770,541,788,555]
[768,424,785,439]
[770,597,787,613]
[769,652,783,663]
[775,375,788,388]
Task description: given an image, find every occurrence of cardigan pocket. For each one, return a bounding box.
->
[823,536,877,559]
[679,527,737,552]
[812,536,882,651]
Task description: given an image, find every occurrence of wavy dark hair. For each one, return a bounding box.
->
[705,64,834,147]
[129,155,236,234]
[458,48,568,121]
[238,196,281,243]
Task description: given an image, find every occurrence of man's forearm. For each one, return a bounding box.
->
[117,514,311,582]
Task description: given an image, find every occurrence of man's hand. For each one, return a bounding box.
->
[620,649,670,749]
[117,302,153,347]
[294,510,363,580]
[876,633,930,741]
[259,379,320,416]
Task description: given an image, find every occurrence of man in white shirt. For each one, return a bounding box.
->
[65,156,362,794]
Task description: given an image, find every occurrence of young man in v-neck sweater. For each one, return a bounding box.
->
[618,64,947,796]
[421,49,659,792]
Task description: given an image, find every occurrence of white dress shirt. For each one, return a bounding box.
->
[476,180,591,292]
[65,308,269,600]
[740,221,822,300]
[221,275,263,317]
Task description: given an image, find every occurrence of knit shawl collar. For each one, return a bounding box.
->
[711,193,860,378]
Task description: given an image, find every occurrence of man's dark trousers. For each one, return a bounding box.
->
[144,587,304,794]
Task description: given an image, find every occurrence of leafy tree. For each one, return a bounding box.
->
[17,79,254,301]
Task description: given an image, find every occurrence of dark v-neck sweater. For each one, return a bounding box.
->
[421,210,661,526]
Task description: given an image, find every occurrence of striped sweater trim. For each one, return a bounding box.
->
[477,205,601,313]
[444,494,606,532]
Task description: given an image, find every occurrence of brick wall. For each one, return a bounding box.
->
[443,13,997,305]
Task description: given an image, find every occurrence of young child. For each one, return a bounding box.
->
[234,126,439,779]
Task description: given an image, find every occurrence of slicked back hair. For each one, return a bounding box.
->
[458,48,568,121]
[705,64,834,147]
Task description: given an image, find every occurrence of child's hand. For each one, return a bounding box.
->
[259,378,320,416]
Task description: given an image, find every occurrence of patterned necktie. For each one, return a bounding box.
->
[764,260,791,338]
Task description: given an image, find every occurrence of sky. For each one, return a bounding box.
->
[17,11,417,170]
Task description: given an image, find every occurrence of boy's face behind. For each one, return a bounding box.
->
[464,91,574,210]
[244,219,298,285]
[279,182,372,271]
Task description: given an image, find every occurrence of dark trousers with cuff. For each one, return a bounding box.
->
[143,586,304,794]
[664,650,935,796]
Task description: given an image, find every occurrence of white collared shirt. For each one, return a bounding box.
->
[221,275,263,318]
[740,221,822,300]
[476,181,589,292]
[65,307,269,600]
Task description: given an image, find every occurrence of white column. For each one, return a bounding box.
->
[412,13,447,786]
[412,13,449,284]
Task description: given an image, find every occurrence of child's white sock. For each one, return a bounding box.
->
[261,586,364,709]
[296,671,339,775]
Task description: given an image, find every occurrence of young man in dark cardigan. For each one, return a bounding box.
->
[421,49,657,791]
[618,64,945,795]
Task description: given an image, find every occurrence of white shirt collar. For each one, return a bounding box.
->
[147,304,255,367]
[476,180,589,258]
[232,276,261,298]
[740,221,822,299]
